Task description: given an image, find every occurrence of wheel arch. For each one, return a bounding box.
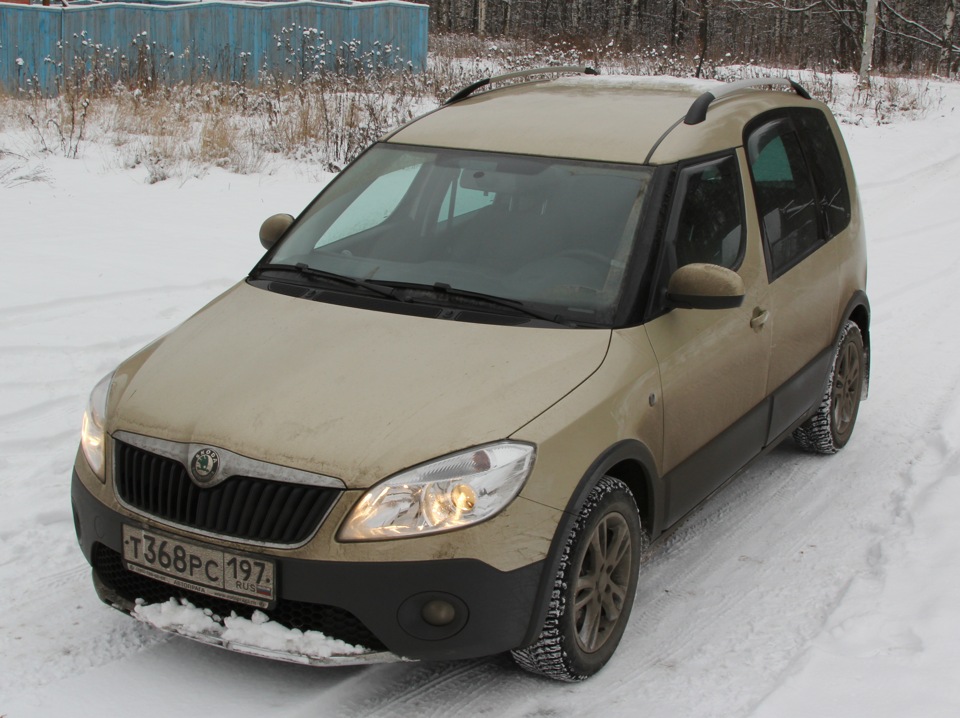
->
[518,439,664,648]
[841,290,870,398]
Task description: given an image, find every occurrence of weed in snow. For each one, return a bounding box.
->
[0,34,948,181]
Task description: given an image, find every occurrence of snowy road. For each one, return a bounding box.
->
[2,89,960,717]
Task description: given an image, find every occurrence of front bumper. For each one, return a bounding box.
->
[93,568,406,666]
[72,470,546,662]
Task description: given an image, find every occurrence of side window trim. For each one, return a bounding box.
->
[666,152,747,272]
[648,151,746,315]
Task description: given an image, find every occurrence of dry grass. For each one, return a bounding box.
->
[2,68,430,179]
[0,35,946,182]
[0,150,49,188]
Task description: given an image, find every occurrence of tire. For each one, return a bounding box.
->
[511,476,643,681]
[793,320,865,454]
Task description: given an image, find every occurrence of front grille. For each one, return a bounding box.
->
[93,543,385,650]
[114,440,339,545]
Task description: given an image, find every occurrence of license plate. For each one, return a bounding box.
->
[122,525,276,609]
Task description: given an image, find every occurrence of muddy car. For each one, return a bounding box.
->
[72,68,869,681]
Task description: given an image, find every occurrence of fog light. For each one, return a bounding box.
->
[421,599,456,627]
[398,591,468,640]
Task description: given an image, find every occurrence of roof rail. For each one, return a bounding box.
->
[684,77,811,125]
[444,66,599,105]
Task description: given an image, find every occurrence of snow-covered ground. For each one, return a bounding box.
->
[2,82,960,717]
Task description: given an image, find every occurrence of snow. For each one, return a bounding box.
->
[554,74,720,94]
[133,599,373,662]
[2,80,960,717]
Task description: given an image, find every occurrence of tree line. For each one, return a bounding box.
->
[421,1,959,78]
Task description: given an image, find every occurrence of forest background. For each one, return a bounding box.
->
[422,0,958,81]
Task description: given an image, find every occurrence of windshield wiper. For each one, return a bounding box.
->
[256,263,404,302]
[369,280,579,326]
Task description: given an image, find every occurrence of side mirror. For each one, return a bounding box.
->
[666,263,745,310]
[259,213,294,250]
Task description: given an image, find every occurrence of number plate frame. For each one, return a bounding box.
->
[121,525,276,609]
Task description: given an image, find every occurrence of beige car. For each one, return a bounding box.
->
[71,68,869,681]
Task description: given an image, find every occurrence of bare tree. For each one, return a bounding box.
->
[942,0,957,73]
[695,0,713,77]
[421,0,958,78]
[859,0,880,85]
[478,0,488,36]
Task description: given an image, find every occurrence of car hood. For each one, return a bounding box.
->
[108,282,611,489]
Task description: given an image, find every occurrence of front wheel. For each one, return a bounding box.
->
[793,320,866,454]
[512,476,643,681]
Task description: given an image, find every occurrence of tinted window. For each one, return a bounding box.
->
[796,110,851,239]
[667,155,744,271]
[266,144,654,325]
[747,122,821,276]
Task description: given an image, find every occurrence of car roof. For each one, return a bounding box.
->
[386,74,825,166]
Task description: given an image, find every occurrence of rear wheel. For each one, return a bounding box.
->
[793,320,865,454]
[512,476,643,681]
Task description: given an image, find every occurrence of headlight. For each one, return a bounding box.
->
[80,371,113,481]
[338,442,535,541]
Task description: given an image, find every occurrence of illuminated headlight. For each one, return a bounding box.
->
[338,442,535,541]
[80,371,113,481]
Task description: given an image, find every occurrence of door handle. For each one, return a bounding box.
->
[750,308,769,331]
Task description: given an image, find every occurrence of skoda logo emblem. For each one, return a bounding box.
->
[190,448,220,484]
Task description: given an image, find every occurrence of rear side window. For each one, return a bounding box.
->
[666,155,745,272]
[747,121,821,276]
[795,111,851,239]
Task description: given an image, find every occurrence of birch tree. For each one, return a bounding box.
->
[859,0,880,85]
[943,0,957,73]
[478,0,488,36]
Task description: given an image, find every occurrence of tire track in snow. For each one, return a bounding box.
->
[583,449,866,716]
[0,377,78,392]
[0,395,77,424]
[0,427,78,452]
[0,280,233,327]
[325,657,521,718]
[746,373,960,717]
[0,335,161,355]
[869,214,960,245]
[856,151,960,190]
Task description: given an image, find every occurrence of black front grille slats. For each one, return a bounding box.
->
[114,441,338,545]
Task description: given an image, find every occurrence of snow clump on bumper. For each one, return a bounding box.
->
[133,598,408,666]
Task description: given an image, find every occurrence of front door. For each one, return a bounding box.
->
[644,151,772,525]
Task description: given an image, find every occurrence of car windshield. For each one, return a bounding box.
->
[262,143,654,325]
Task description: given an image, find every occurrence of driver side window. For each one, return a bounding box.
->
[666,155,745,273]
